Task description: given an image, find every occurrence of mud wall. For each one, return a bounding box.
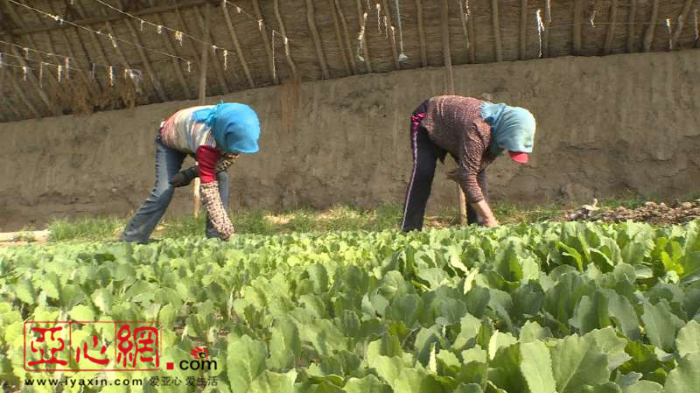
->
[2,50,699,231]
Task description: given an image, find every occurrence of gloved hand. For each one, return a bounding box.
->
[170,166,199,187]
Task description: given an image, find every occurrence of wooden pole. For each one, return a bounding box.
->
[331,0,359,74]
[416,0,428,67]
[643,0,659,52]
[573,0,583,55]
[627,0,638,53]
[222,2,256,88]
[306,0,330,79]
[440,0,467,225]
[491,0,503,62]
[252,0,279,84]
[273,0,299,79]
[603,0,619,55]
[327,0,353,75]
[543,0,552,57]
[194,2,212,218]
[519,0,528,60]
[672,0,695,49]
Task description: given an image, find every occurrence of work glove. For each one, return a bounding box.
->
[170,166,199,187]
[200,181,235,241]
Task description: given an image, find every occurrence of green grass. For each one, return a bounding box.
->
[40,196,686,243]
[48,217,123,242]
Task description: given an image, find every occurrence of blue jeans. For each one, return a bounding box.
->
[120,136,229,243]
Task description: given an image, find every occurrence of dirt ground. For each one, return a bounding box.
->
[565,200,700,225]
[2,50,700,232]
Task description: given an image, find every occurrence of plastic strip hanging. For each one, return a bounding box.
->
[394,0,407,62]
[666,18,673,50]
[377,3,382,34]
[357,12,367,62]
[536,9,545,58]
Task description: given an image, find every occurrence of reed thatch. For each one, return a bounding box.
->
[0,0,698,123]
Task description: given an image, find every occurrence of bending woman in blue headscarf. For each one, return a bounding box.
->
[121,103,260,243]
[401,96,536,231]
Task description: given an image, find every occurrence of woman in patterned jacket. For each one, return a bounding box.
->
[401,95,536,232]
[120,102,260,243]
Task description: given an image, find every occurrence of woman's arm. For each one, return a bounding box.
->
[447,169,499,227]
[196,146,235,240]
[471,200,498,227]
[454,127,500,227]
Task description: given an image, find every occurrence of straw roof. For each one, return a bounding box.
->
[0,0,698,123]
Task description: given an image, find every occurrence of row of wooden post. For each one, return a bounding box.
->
[190,1,468,223]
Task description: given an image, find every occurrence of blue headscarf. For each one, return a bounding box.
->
[480,102,536,157]
[192,102,260,154]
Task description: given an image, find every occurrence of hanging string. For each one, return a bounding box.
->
[589,7,597,27]
[0,39,118,74]
[39,62,44,86]
[7,0,190,63]
[108,66,114,86]
[92,0,291,51]
[536,9,545,58]
[394,0,407,62]
[377,3,382,34]
[0,50,96,78]
[666,18,673,50]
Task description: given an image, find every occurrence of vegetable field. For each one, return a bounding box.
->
[2,221,700,393]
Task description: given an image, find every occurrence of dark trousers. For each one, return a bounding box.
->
[401,109,488,232]
[120,135,229,243]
